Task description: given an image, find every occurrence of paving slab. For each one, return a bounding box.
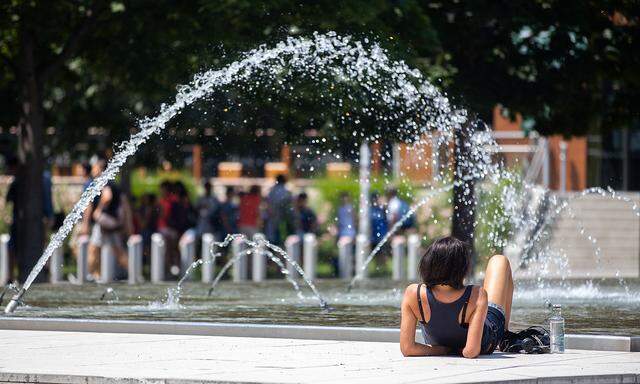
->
[0,330,638,384]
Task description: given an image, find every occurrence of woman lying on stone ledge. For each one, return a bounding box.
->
[400,236,513,358]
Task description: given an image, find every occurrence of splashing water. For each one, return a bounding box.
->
[206,234,329,309]
[347,184,455,291]
[516,187,640,269]
[6,31,637,315]
[162,259,206,307]
[208,247,304,300]
[6,31,465,312]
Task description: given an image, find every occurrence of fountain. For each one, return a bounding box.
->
[4,32,463,313]
[2,33,638,339]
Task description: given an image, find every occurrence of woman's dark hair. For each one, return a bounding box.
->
[419,236,470,289]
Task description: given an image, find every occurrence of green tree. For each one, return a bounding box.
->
[0,0,447,280]
[424,0,639,135]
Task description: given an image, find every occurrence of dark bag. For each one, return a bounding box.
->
[499,326,550,354]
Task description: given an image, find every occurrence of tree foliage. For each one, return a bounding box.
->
[424,0,640,135]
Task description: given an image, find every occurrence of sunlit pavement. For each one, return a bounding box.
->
[0,330,638,383]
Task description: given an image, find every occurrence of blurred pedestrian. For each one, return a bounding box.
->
[79,157,106,237]
[138,193,158,261]
[5,156,55,281]
[370,192,388,246]
[264,175,292,245]
[294,192,317,237]
[219,186,239,239]
[386,187,414,231]
[157,180,179,272]
[337,192,356,239]
[172,181,196,235]
[87,182,133,280]
[238,185,261,239]
[196,181,219,237]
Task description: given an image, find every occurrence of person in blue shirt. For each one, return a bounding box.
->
[386,187,415,231]
[294,192,317,236]
[370,192,388,246]
[336,192,356,239]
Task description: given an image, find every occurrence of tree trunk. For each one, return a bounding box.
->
[14,29,46,283]
[451,122,476,268]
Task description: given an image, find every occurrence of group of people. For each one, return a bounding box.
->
[77,169,318,280]
[336,187,415,246]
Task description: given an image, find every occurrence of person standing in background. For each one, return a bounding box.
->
[386,187,414,232]
[238,185,261,239]
[294,192,317,237]
[196,181,219,238]
[219,186,239,239]
[336,192,356,240]
[79,157,106,237]
[157,181,179,273]
[138,193,158,263]
[172,181,196,236]
[264,175,292,246]
[370,192,388,247]
[87,182,133,280]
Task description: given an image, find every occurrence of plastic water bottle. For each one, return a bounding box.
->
[550,304,565,353]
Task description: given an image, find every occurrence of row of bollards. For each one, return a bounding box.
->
[201,233,216,283]
[0,234,10,285]
[0,232,422,285]
[127,235,143,284]
[337,233,422,281]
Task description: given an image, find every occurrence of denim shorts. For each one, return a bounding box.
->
[481,302,506,354]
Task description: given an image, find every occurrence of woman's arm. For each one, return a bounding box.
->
[400,286,450,357]
[462,287,488,358]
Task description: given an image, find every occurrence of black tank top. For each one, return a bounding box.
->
[416,284,472,350]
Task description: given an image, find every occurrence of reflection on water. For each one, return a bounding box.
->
[4,279,638,336]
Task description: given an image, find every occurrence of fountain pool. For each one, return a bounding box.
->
[5,279,639,336]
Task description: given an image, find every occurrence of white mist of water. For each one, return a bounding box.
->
[9,32,465,311]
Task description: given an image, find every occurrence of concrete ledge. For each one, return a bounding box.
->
[0,317,637,352]
[0,372,639,384]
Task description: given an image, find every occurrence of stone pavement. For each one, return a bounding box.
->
[0,330,638,384]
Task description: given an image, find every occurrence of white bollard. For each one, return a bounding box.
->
[407,234,421,281]
[391,236,406,281]
[252,233,267,282]
[127,235,143,285]
[303,233,318,280]
[76,235,89,284]
[337,236,354,279]
[151,233,165,283]
[285,235,301,278]
[179,230,196,280]
[49,245,64,284]
[559,140,568,193]
[232,237,248,282]
[201,233,216,284]
[355,234,370,279]
[100,244,115,283]
[1,234,10,285]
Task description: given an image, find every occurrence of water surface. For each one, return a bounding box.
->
[4,279,638,336]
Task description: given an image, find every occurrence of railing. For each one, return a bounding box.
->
[0,232,426,285]
[487,130,551,188]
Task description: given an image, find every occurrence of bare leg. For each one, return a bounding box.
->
[88,244,100,276]
[115,246,128,270]
[483,254,514,330]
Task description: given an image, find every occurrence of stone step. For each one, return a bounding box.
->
[545,192,640,278]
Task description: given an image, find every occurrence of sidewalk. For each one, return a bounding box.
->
[0,330,639,383]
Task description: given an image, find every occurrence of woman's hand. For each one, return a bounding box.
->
[462,287,488,358]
